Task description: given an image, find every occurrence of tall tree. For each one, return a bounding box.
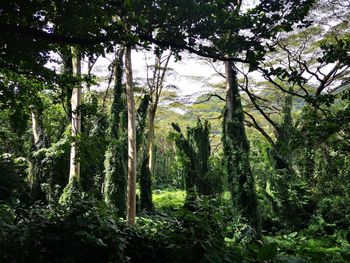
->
[104,48,128,216]
[223,61,261,235]
[29,99,49,201]
[125,45,137,225]
[140,51,172,212]
[69,46,82,181]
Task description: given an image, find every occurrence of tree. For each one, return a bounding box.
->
[125,45,137,225]
[171,119,222,203]
[223,61,261,235]
[69,46,82,181]
[29,98,49,201]
[104,48,128,216]
[140,51,172,212]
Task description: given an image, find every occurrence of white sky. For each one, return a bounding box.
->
[86,49,224,99]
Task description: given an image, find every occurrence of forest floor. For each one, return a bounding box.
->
[152,189,350,263]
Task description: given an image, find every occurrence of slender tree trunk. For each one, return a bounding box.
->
[31,109,41,146]
[147,109,156,173]
[69,46,82,181]
[224,61,234,130]
[31,102,47,148]
[29,104,48,202]
[125,46,137,225]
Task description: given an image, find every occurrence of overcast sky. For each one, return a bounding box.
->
[84,49,224,99]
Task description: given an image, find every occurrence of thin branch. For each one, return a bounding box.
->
[101,59,116,112]
[195,93,226,104]
[137,32,248,63]
[316,62,341,95]
[244,111,275,147]
[204,59,226,79]
[236,67,278,128]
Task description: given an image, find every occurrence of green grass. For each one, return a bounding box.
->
[153,189,185,211]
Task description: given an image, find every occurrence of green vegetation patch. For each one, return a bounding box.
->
[153,189,186,211]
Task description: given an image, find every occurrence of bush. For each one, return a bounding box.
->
[0,196,127,263]
[152,189,185,212]
[0,154,29,204]
[125,197,236,263]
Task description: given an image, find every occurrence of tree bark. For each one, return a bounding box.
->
[140,106,155,211]
[31,109,41,146]
[69,46,82,181]
[29,104,48,202]
[125,46,137,225]
[224,61,234,129]
[223,61,261,236]
[147,108,156,174]
[103,48,128,217]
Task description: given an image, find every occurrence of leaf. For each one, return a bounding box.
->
[288,232,298,238]
[257,243,278,262]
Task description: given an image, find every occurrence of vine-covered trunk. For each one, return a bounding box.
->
[125,46,137,225]
[69,46,82,181]
[140,105,155,212]
[103,48,128,216]
[223,61,261,235]
[269,92,294,173]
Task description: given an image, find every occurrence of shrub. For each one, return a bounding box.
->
[0,196,127,263]
[125,197,237,263]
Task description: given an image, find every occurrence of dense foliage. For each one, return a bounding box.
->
[1,0,350,262]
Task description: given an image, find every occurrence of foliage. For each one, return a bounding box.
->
[170,119,224,201]
[0,1,349,262]
[104,50,128,216]
[223,66,261,235]
[153,189,185,212]
[268,231,350,263]
[139,154,154,212]
[0,153,28,204]
[125,196,240,263]
[0,196,127,263]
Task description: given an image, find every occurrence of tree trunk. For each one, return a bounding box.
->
[147,108,156,174]
[140,52,171,211]
[103,48,128,217]
[224,61,234,130]
[140,106,155,211]
[125,46,137,225]
[69,46,82,181]
[31,110,40,146]
[29,104,48,202]
[223,61,261,236]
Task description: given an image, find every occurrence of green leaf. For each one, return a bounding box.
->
[257,243,278,262]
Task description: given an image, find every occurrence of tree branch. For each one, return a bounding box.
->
[0,23,118,46]
[195,93,226,104]
[244,111,275,147]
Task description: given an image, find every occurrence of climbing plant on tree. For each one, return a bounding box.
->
[171,119,222,205]
[104,48,128,216]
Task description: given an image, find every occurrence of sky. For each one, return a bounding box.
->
[86,49,225,99]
